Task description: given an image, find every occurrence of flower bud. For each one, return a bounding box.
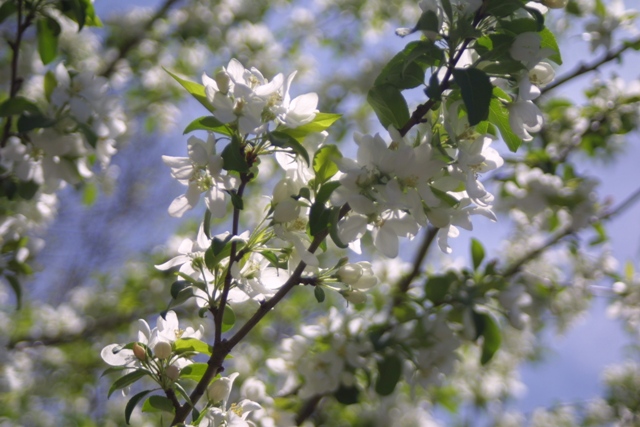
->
[337,263,363,285]
[207,372,239,403]
[133,343,146,361]
[215,71,230,94]
[543,0,568,8]
[154,341,172,360]
[342,290,367,305]
[165,365,180,382]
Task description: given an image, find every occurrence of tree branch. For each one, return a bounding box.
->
[170,205,351,425]
[392,226,438,305]
[99,0,183,78]
[541,34,640,95]
[502,185,640,278]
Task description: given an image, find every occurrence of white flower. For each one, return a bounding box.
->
[162,134,238,218]
[508,99,544,141]
[509,32,555,69]
[274,71,318,128]
[202,373,262,427]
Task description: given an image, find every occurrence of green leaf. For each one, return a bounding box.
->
[77,122,98,148]
[488,98,522,152]
[203,209,212,239]
[314,286,325,303]
[6,275,21,309]
[60,0,102,28]
[474,34,516,62]
[367,84,410,130]
[221,305,235,332]
[221,138,250,173]
[315,181,341,206]
[141,395,175,414]
[278,112,342,139]
[424,273,454,305]
[415,10,440,34]
[470,239,485,270]
[108,370,149,398]
[37,16,61,65]
[375,41,441,92]
[313,145,342,185]
[329,206,348,249]
[228,191,244,210]
[125,390,152,425]
[477,313,502,365]
[183,116,231,136]
[170,280,191,299]
[17,180,39,200]
[179,363,208,382]
[452,68,492,126]
[81,181,97,206]
[524,6,545,31]
[0,97,41,117]
[440,0,453,23]
[164,68,213,112]
[174,338,212,356]
[498,18,539,35]
[268,131,310,165]
[0,1,17,25]
[540,27,563,65]
[43,70,57,102]
[334,384,360,405]
[17,114,55,133]
[309,202,331,236]
[375,354,403,396]
[485,0,525,17]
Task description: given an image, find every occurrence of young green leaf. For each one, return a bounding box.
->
[174,338,213,356]
[164,68,213,112]
[183,116,231,136]
[375,354,403,396]
[313,145,342,184]
[540,27,563,65]
[268,131,310,165]
[125,390,152,425]
[37,17,61,65]
[221,138,250,173]
[314,286,325,303]
[0,97,41,117]
[478,313,502,365]
[452,68,493,126]
[470,238,485,270]
[221,305,236,332]
[108,370,150,398]
[179,363,208,382]
[141,395,175,413]
[367,84,410,129]
[488,98,522,152]
[6,275,21,310]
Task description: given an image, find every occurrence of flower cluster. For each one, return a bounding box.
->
[101,311,204,392]
[334,124,503,255]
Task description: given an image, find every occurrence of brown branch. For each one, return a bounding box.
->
[7,312,138,349]
[541,34,640,95]
[501,185,640,278]
[214,176,249,346]
[295,394,324,425]
[2,0,36,148]
[170,205,351,425]
[393,226,438,303]
[99,0,183,78]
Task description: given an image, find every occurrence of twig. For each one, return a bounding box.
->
[2,0,36,148]
[295,394,323,425]
[541,34,640,95]
[170,205,351,425]
[393,226,438,302]
[99,0,183,78]
[502,185,640,278]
